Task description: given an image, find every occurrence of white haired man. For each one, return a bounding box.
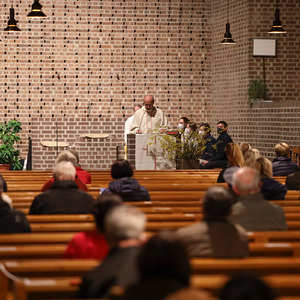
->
[78,205,146,299]
[228,167,287,231]
[29,161,94,215]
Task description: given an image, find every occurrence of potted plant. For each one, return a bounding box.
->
[248,80,270,107]
[0,119,22,170]
[149,127,206,169]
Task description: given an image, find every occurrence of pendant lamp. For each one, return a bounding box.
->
[268,0,287,33]
[27,0,47,18]
[4,5,21,31]
[220,0,236,44]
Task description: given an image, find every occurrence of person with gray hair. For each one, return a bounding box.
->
[228,167,287,231]
[29,161,94,215]
[176,186,248,258]
[41,151,88,192]
[79,205,146,299]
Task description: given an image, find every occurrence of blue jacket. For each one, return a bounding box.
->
[102,177,151,202]
[272,156,299,176]
[201,134,217,161]
[209,131,233,161]
[260,177,287,200]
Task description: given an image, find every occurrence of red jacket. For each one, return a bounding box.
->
[41,175,87,192]
[63,230,109,259]
[76,166,91,184]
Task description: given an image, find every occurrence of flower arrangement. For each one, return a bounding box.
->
[149,127,206,162]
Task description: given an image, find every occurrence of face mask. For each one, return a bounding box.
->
[184,128,190,135]
[178,124,185,130]
[217,128,225,134]
[199,131,205,135]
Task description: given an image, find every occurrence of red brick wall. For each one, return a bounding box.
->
[0,0,211,169]
[0,0,299,169]
[209,0,300,158]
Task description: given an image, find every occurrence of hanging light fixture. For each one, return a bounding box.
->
[220,0,236,44]
[27,0,47,18]
[4,4,21,31]
[268,0,287,33]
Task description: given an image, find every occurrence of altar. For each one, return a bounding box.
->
[127,133,176,170]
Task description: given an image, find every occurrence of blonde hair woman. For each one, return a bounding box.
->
[217,143,244,183]
[244,149,261,168]
[254,157,287,200]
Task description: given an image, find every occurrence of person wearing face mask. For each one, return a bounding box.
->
[198,123,216,162]
[177,117,190,132]
[200,121,233,169]
[130,95,168,134]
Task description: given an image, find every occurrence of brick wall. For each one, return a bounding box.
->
[0,0,299,170]
[209,0,300,159]
[0,0,211,169]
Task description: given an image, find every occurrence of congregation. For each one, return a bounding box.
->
[0,121,300,300]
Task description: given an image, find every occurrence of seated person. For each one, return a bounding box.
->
[243,148,261,168]
[254,157,287,200]
[41,151,87,192]
[101,160,151,202]
[0,178,31,233]
[0,173,12,207]
[201,121,233,169]
[29,161,94,215]
[176,186,248,258]
[64,193,123,259]
[272,142,299,176]
[240,142,251,156]
[177,117,190,132]
[198,123,216,161]
[220,273,275,300]
[78,205,146,299]
[120,231,211,300]
[217,143,244,183]
[286,169,300,190]
[228,167,287,231]
[69,149,91,184]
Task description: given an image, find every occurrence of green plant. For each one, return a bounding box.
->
[149,127,206,162]
[0,119,22,170]
[248,80,269,107]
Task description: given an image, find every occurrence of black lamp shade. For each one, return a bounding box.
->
[268,7,287,33]
[4,6,21,31]
[220,23,236,44]
[27,0,47,18]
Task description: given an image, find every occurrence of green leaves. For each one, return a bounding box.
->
[0,120,22,170]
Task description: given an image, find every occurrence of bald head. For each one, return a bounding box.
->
[144,95,155,111]
[233,167,261,196]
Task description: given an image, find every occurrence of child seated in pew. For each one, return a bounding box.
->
[0,177,31,233]
[64,193,123,259]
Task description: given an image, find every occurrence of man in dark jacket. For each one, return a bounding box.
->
[272,142,298,176]
[201,121,233,169]
[199,123,216,161]
[0,178,31,233]
[29,161,94,215]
